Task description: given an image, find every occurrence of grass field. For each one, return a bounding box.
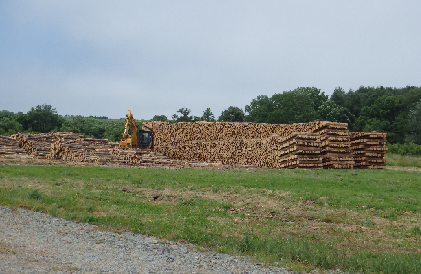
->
[1,165,420,273]
[386,153,421,168]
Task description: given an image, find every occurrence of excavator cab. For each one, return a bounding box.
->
[137,130,153,149]
[119,110,154,150]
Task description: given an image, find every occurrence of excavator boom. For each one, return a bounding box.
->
[119,110,139,148]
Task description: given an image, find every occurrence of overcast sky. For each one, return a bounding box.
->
[1,1,420,119]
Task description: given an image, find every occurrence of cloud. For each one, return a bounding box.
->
[1,1,421,119]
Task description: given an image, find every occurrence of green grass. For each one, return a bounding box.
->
[1,165,421,273]
[386,153,421,168]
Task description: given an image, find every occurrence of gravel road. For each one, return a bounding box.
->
[0,206,296,273]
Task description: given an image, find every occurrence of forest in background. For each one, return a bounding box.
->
[1,86,421,149]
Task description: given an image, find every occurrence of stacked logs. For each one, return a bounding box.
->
[350,132,388,169]
[276,132,322,169]
[7,132,187,168]
[10,133,40,157]
[48,132,182,167]
[0,135,31,160]
[2,122,388,169]
[155,136,278,167]
[48,132,118,163]
[155,132,322,169]
[312,122,354,169]
[143,121,327,147]
[144,121,387,169]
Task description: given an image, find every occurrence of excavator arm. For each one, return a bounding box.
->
[119,110,139,148]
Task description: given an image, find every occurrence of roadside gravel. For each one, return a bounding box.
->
[0,206,295,273]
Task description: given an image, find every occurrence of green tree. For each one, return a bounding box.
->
[23,104,64,133]
[172,108,193,122]
[406,99,421,145]
[151,115,168,122]
[353,95,408,143]
[103,122,125,142]
[218,106,245,122]
[0,110,15,116]
[330,87,347,107]
[201,108,215,122]
[268,91,317,124]
[245,87,327,124]
[317,100,354,124]
[245,95,273,123]
[293,87,328,112]
[0,116,23,135]
[61,117,106,139]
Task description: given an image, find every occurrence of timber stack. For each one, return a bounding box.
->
[275,132,322,169]
[0,135,31,160]
[7,132,191,168]
[2,121,388,169]
[312,122,354,169]
[156,132,322,169]
[350,132,388,169]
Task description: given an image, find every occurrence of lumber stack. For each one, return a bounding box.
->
[350,132,387,169]
[311,122,354,169]
[0,135,31,160]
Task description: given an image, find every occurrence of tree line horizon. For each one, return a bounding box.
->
[1,85,421,145]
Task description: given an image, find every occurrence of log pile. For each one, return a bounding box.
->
[275,132,322,169]
[1,121,388,170]
[0,135,31,160]
[11,132,67,159]
[350,132,388,169]
[6,132,191,168]
[154,132,322,169]
[143,121,328,147]
[144,121,387,169]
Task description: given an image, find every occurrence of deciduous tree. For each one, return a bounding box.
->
[172,108,193,122]
[406,99,421,145]
[201,108,215,122]
[24,104,64,133]
[218,106,245,122]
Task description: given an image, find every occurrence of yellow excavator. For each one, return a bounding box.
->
[119,110,153,149]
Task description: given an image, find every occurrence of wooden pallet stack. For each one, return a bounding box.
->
[350,132,387,169]
[0,135,31,160]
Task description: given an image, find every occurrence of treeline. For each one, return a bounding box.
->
[0,105,123,141]
[1,86,421,145]
[242,86,421,144]
[162,86,421,145]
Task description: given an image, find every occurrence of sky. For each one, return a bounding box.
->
[1,1,421,119]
